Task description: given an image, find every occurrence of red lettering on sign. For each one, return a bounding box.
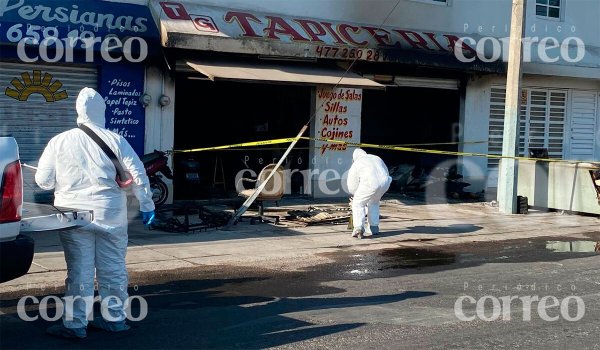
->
[444,34,477,57]
[191,15,219,33]
[160,2,190,20]
[394,29,432,50]
[338,24,368,46]
[343,89,362,101]
[320,22,346,45]
[224,11,262,38]
[294,19,327,43]
[320,127,353,140]
[422,32,447,51]
[324,102,348,114]
[215,9,485,63]
[264,16,309,41]
[362,27,392,46]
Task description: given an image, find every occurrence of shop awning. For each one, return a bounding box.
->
[185,60,385,89]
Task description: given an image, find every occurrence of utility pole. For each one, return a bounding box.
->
[498,0,526,214]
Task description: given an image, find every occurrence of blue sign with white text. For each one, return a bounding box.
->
[0,0,159,62]
[99,63,146,156]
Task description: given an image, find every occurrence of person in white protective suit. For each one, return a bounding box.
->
[35,87,155,339]
[346,148,392,239]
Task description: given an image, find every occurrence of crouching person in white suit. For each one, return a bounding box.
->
[346,149,392,239]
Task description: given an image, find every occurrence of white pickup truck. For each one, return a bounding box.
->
[0,136,92,283]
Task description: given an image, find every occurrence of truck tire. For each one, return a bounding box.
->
[0,234,35,283]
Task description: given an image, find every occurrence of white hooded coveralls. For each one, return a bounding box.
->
[36,87,155,329]
[347,149,392,231]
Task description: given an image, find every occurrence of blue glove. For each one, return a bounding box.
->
[141,211,155,226]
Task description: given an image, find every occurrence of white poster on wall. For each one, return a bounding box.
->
[311,86,362,198]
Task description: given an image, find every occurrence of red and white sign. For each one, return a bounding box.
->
[151,1,477,62]
[315,87,362,156]
[311,86,362,197]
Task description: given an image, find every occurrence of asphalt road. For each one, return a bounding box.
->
[1,234,600,350]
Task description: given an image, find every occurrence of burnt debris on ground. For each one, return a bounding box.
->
[286,206,352,226]
[151,202,233,233]
[388,162,483,200]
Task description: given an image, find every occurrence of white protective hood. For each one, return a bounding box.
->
[76,87,106,127]
[353,148,367,162]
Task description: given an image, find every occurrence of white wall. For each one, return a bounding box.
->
[461,75,495,192]
[144,66,176,204]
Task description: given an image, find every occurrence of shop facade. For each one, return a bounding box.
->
[4,0,596,205]
[0,0,160,202]
[148,0,501,199]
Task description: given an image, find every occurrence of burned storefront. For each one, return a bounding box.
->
[149,0,502,200]
[173,63,313,199]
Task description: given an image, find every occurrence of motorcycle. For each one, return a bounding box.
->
[142,150,173,207]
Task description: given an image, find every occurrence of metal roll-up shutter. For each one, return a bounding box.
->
[0,62,97,202]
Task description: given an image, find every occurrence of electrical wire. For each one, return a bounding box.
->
[303,0,402,126]
[228,0,404,225]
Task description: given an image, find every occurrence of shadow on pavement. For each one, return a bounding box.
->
[0,276,436,349]
[377,224,483,237]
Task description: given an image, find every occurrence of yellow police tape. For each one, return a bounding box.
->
[174,138,298,153]
[179,140,488,152]
[173,138,485,153]
[172,137,598,166]
[310,137,596,165]
[298,138,489,147]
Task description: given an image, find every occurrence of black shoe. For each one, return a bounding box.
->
[370,225,380,235]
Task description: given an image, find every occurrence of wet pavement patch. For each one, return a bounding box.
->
[545,240,600,253]
[310,248,460,280]
[378,248,456,270]
[312,236,600,281]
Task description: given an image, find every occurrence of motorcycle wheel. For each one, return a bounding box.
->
[151,177,169,207]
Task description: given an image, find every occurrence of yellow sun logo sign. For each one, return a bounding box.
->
[5,70,68,102]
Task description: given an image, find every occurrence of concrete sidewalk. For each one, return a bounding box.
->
[3,195,600,295]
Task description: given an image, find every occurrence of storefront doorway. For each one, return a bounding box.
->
[174,78,311,199]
